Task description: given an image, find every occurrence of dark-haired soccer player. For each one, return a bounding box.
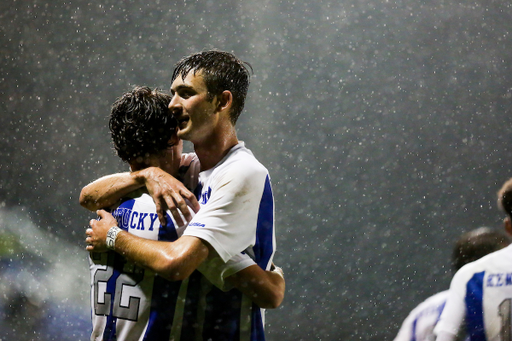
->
[86,50,280,340]
[434,178,512,341]
[394,227,510,341]
[82,85,283,341]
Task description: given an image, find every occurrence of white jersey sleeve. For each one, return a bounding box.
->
[393,290,449,341]
[435,244,512,341]
[184,143,274,263]
[179,151,257,287]
[433,270,468,339]
[170,197,255,290]
[197,253,256,291]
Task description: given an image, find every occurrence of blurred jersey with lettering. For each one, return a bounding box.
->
[435,244,512,341]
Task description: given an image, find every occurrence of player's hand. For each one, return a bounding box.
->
[139,167,200,226]
[85,210,117,252]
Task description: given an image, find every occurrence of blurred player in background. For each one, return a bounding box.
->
[434,178,512,341]
[393,227,510,341]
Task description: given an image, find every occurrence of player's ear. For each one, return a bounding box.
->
[216,90,233,114]
[170,131,180,146]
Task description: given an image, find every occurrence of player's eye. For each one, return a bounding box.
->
[180,90,193,99]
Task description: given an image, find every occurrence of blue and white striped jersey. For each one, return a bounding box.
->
[89,147,276,341]
[394,290,448,341]
[184,141,276,340]
[89,191,186,341]
[435,244,512,341]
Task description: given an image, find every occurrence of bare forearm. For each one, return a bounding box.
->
[114,232,209,281]
[81,167,199,226]
[79,172,144,211]
[256,270,285,308]
[227,265,285,309]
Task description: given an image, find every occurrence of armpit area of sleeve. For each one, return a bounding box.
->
[197,254,255,291]
[183,229,233,263]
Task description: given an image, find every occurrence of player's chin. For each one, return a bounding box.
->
[176,127,190,140]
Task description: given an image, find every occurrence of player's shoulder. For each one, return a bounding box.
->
[407,290,449,316]
[469,244,511,268]
[180,152,199,168]
[179,152,200,190]
[452,245,511,282]
[117,191,156,211]
[221,142,268,174]
[420,290,450,306]
[474,244,512,272]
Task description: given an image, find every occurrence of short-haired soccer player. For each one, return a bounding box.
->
[82,85,284,340]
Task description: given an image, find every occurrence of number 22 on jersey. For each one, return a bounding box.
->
[92,252,145,321]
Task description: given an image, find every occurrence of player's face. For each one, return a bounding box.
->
[169,71,219,144]
[158,136,183,177]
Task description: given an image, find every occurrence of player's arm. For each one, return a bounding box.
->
[79,172,142,211]
[433,270,467,341]
[86,209,209,281]
[86,210,285,308]
[392,310,414,341]
[79,167,199,226]
[226,264,285,309]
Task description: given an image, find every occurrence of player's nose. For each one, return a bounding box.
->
[168,96,181,116]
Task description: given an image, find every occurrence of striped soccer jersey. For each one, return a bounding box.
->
[89,191,186,341]
[184,141,276,341]
[393,290,448,341]
[88,153,259,341]
[435,244,512,341]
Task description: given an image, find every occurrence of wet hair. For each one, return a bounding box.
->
[171,50,252,125]
[109,86,176,163]
[498,178,512,219]
[452,226,510,271]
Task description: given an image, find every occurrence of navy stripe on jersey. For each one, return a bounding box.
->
[179,175,273,341]
[158,211,179,243]
[251,307,265,341]
[203,286,243,340]
[144,211,182,341]
[102,198,138,340]
[411,318,418,341]
[409,299,446,341]
[194,182,203,202]
[465,271,485,341]
[95,197,185,341]
[253,175,274,269]
[101,255,119,340]
[143,277,182,341]
[250,175,275,341]
[180,270,203,339]
[180,271,246,341]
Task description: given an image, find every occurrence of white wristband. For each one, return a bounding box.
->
[106,226,122,250]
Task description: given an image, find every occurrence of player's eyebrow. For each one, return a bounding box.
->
[171,84,194,94]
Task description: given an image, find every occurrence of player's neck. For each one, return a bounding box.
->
[129,156,180,177]
[194,129,238,171]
